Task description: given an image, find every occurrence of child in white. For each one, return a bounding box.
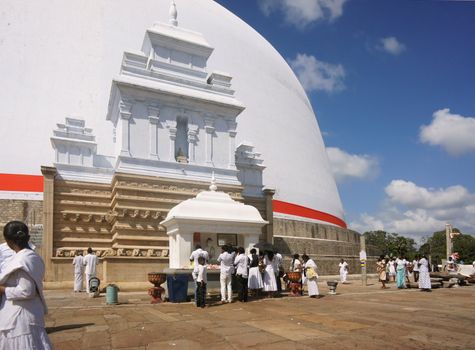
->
[195,257,207,308]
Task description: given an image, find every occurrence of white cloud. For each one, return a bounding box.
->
[378,36,406,55]
[350,180,475,237]
[350,213,385,233]
[289,54,345,93]
[258,0,347,29]
[385,180,474,209]
[326,147,379,182]
[420,108,475,155]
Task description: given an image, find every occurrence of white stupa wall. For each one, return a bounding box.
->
[0,0,345,226]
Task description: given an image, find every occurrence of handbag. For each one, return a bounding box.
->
[306,267,318,280]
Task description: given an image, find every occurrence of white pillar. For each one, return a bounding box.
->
[187,126,198,164]
[148,105,160,159]
[119,99,134,157]
[204,118,215,165]
[166,120,177,162]
[228,120,237,169]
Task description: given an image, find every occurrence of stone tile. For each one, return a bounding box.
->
[147,339,205,350]
[245,319,334,341]
[224,331,285,348]
[80,331,111,349]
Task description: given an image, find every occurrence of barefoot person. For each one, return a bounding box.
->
[83,247,99,294]
[72,251,84,292]
[376,255,388,289]
[418,255,432,292]
[302,254,320,298]
[0,221,52,349]
[339,258,349,284]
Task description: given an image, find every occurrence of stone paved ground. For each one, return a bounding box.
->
[44,279,475,350]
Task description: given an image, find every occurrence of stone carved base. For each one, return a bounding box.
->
[148,286,165,303]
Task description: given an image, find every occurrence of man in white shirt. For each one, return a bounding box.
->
[412,256,420,282]
[72,251,85,292]
[217,245,235,303]
[234,247,249,302]
[190,245,209,267]
[83,247,99,293]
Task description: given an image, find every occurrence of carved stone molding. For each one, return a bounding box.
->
[61,212,108,223]
[114,209,162,220]
[55,248,169,258]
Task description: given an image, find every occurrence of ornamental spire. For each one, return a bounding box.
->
[209,171,217,192]
[169,1,178,26]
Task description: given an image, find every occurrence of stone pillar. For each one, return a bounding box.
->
[148,105,160,159]
[445,223,452,259]
[119,99,134,157]
[41,166,56,282]
[263,188,275,244]
[204,118,215,165]
[227,120,237,170]
[166,120,177,161]
[187,126,198,164]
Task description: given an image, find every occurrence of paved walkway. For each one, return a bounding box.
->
[45,279,475,349]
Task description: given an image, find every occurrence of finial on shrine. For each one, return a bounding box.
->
[169,1,178,26]
[209,172,217,191]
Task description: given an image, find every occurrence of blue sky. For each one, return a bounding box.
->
[216,0,475,240]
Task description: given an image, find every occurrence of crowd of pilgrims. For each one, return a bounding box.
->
[376,254,432,292]
[190,244,324,308]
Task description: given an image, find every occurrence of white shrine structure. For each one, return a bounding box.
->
[161,174,267,269]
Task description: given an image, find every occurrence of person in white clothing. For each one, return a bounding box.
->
[302,254,320,298]
[195,256,207,308]
[412,256,420,282]
[247,248,263,295]
[72,251,84,292]
[190,245,209,302]
[339,258,349,283]
[234,247,249,302]
[263,250,277,297]
[217,245,235,303]
[418,255,432,292]
[83,247,99,293]
[189,245,209,267]
[0,221,52,349]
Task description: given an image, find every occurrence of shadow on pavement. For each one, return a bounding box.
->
[46,323,95,334]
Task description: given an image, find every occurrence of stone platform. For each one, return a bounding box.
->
[44,278,475,349]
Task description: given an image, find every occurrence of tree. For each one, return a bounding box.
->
[418,228,475,264]
[363,230,417,258]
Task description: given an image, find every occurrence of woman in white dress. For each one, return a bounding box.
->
[339,259,348,283]
[262,251,277,297]
[248,248,263,295]
[302,254,320,298]
[418,255,432,292]
[0,221,52,349]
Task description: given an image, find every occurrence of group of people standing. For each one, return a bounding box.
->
[377,254,432,292]
[71,248,99,294]
[190,245,323,308]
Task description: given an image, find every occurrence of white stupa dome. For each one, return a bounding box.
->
[0,0,345,228]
